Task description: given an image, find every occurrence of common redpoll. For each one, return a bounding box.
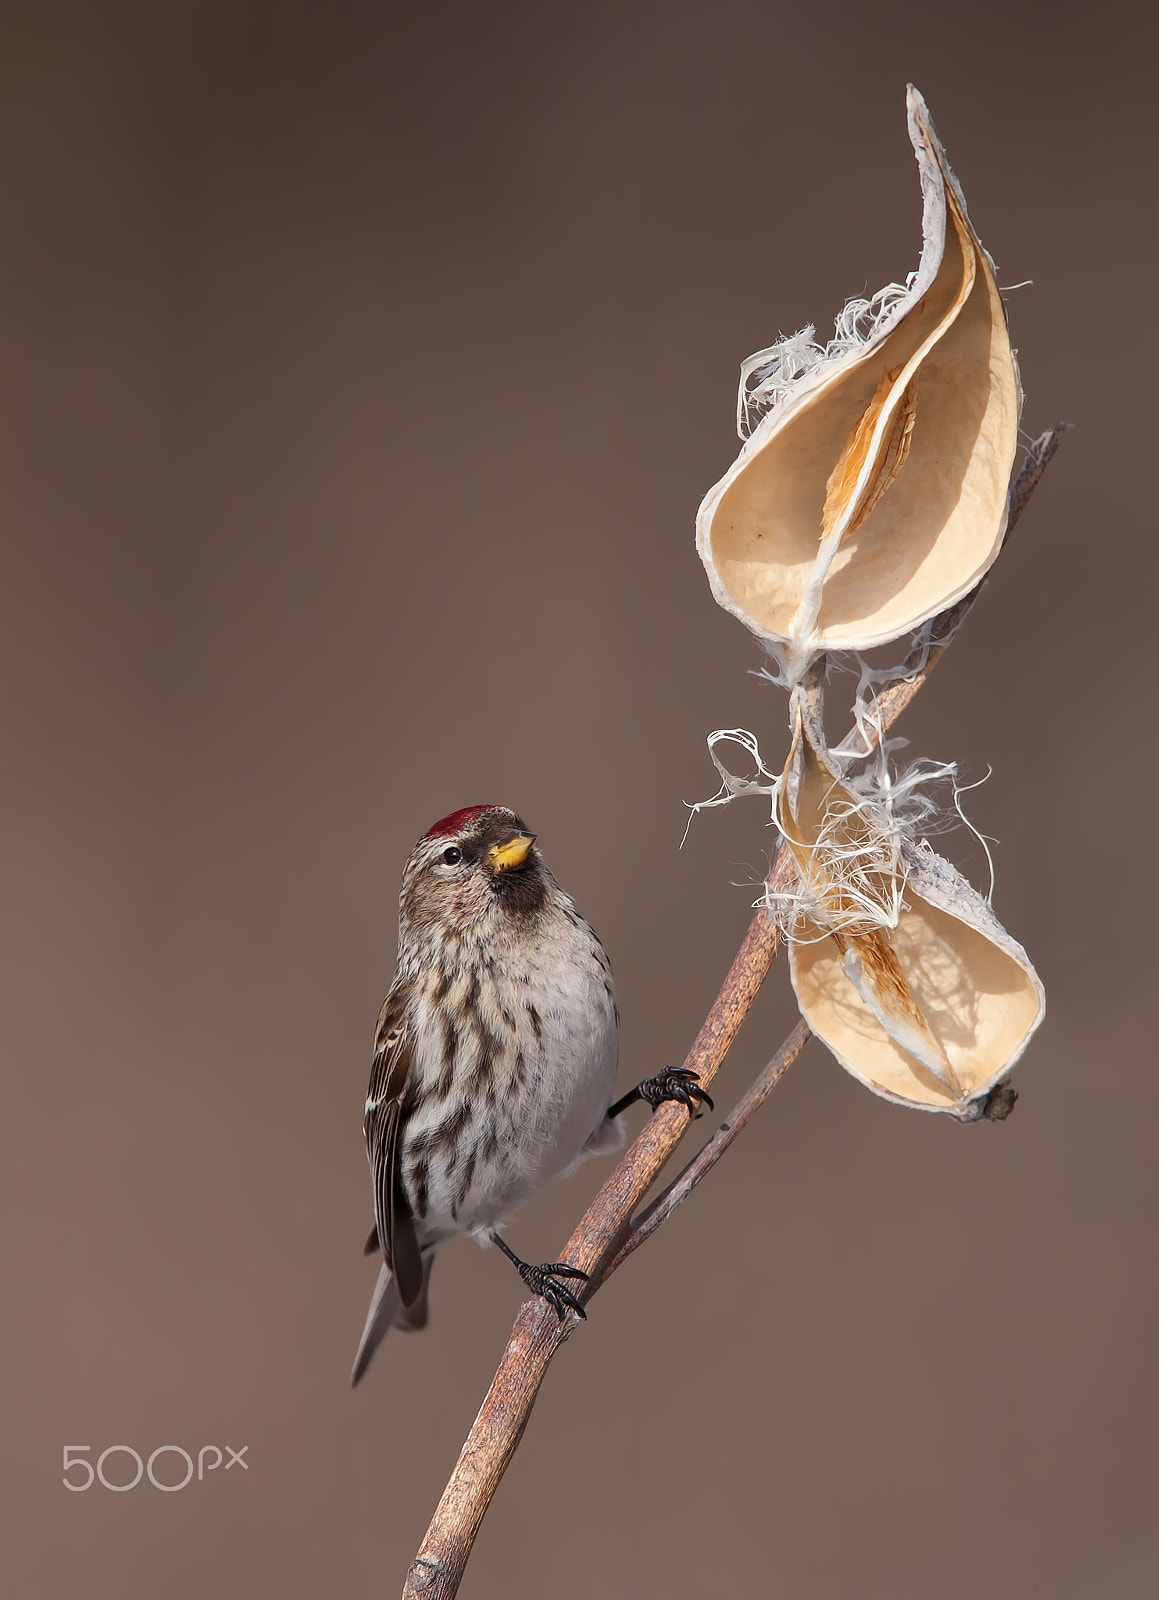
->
[351,804,710,1385]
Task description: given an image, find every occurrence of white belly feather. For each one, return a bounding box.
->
[400,906,619,1240]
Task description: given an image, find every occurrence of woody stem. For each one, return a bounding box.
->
[398,427,1066,1600]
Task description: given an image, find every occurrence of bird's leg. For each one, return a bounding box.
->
[489,1233,589,1321]
[607,1067,714,1120]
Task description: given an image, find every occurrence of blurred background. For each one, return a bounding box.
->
[2,3,1154,1596]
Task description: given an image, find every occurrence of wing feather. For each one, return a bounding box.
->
[363,990,424,1307]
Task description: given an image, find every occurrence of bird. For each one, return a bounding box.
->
[351,804,710,1385]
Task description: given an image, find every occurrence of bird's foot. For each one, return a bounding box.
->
[637,1066,714,1115]
[490,1234,589,1320]
[517,1259,589,1320]
[609,1066,714,1120]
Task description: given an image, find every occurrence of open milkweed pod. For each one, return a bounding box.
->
[696,87,1022,677]
[775,690,1044,1114]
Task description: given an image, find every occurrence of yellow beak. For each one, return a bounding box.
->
[488,831,536,872]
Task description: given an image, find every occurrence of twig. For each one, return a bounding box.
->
[399,428,1066,1600]
[869,424,1067,734]
[401,906,786,1598]
[602,1017,813,1279]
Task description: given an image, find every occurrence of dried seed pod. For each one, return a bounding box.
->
[696,86,1021,674]
[775,694,1044,1113]
[789,845,1045,1113]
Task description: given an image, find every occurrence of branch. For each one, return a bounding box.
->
[602,1017,813,1279]
[399,427,1066,1600]
[401,906,786,1598]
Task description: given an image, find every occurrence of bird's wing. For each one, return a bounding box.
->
[363,989,424,1307]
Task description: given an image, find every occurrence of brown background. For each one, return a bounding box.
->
[3,3,1155,1596]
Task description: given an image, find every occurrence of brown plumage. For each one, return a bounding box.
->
[352,805,622,1385]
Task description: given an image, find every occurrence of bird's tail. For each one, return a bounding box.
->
[350,1253,436,1386]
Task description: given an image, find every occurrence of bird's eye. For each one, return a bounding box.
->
[441,846,463,866]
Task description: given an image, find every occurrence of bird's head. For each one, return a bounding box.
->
[399,804,549,933]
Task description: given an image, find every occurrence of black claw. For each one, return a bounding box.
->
[490,1232,590,1320]
[519,1261,589,1320]
[607,1067,715,1122]
[540,1260,588,1280]
[638,1066,714,1117]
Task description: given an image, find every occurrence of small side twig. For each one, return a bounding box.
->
[870,424,1067,734]
[399,428,1066,1600]
[602,1016,813,1280]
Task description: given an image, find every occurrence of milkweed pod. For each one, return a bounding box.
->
[789,844,1044,1113]
[696,86,1022,674]
[775,690,1043,1112]
[776,696,959,1096]
[774,695,906,948]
